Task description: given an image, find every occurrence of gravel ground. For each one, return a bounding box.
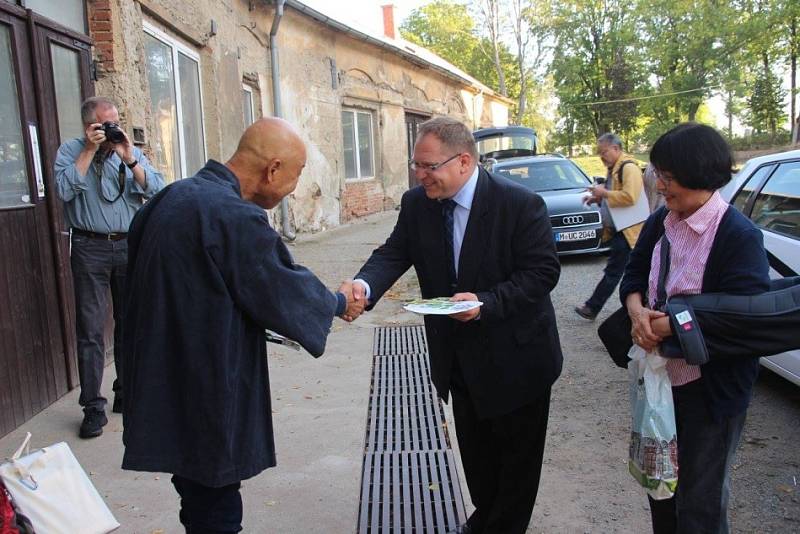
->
[299,212,800,533]
[526,253,800,533]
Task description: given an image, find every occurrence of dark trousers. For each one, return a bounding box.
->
[172,476,243,534]
[70,234,128,412]
[450,370,551,534]
[648,379,747,534]
[585,231,631,314]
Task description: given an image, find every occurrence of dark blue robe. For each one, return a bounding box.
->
[121,160,338,487]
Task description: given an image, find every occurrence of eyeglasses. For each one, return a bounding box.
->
[409,153,461,172]
[654,168,673,184]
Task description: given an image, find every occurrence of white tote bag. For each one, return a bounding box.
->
[0,433,119,534]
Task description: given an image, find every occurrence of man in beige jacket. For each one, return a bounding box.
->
[576,133,645,320]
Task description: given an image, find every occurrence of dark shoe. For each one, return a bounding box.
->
[575,304,598,320]
[79,409,108,439]
[447,524,472,534]
[112,396,123,414]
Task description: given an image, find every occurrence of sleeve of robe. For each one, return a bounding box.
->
[213,205,338,357]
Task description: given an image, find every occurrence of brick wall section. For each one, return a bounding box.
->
[341,180,385,222]
[88,0,115,74]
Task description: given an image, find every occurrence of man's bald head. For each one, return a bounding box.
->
[227,117,307,209]
[234,117,305,165]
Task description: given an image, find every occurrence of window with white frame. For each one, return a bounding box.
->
[341,109,374,179]
[242,85,255,127]
[143,22,206,183]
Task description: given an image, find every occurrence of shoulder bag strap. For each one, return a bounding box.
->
[654,235,670,311]
[616,160,636,185]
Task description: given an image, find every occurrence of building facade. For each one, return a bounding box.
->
[94,0,510,231]
[0,0,510,436]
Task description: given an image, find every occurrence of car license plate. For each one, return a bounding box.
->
[555,229,596,242]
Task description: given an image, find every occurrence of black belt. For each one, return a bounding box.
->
[72,228,128,241]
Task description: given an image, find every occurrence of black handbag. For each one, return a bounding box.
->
[598,235,671,368]
[597,306,633,368]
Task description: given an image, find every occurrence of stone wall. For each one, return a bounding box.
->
[88,0,510,233]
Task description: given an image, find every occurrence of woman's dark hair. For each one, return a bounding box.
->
[649,123,734,190]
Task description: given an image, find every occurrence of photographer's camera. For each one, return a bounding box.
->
[98,121,126,144]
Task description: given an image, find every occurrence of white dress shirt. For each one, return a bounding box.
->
[355,166,480,300]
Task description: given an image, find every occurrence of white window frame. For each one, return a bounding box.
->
[242,84,255,126]
[342,108,375,181]
[143,21,207,179]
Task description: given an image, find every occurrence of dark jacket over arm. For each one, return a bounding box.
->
[665,277,800,364]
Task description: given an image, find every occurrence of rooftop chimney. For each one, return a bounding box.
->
[382,4,396,39]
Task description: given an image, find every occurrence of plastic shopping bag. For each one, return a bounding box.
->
[627,346,678,500]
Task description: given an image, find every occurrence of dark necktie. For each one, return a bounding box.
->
[441,199,457,290]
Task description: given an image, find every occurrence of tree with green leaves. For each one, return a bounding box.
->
[550,0,644,141]
[401,0,535,129]
[773,0,800,141]
[474,0,508,96]
[400,1,481,77]
[747,61,787,135]
[400,1,517,95]
[637,0,745,123]
[508,0,554,125]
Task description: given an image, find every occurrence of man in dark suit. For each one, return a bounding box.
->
[349,117,563,533]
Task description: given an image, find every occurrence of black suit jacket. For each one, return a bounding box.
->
[356,168,563,418]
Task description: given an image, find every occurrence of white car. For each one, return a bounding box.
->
[721,149,800,386]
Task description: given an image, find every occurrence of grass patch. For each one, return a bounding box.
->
[570,153,650,178]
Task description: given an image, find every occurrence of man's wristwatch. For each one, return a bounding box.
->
[125,159,138,169]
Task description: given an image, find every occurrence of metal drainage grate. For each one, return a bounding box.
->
[373,325,428,356]
[366,353,449,452]
[358,326,467,533]
[358,450,466,533]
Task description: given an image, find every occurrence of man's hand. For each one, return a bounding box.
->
[84,123,105,152]
[112,128,136,165]
[584,184,607,206]
[338,280,365,322]
[449,292,481,322]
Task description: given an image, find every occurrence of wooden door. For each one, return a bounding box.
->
[0,3,92,437]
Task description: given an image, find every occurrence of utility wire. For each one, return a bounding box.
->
[576,86,716,106]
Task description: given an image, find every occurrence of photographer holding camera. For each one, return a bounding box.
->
[55,96,164,439]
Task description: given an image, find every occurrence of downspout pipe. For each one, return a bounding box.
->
[270,0,295,240]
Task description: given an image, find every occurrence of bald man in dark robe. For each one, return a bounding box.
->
[121,118,362,533]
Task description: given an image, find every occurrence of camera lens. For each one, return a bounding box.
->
[103,122,125,144]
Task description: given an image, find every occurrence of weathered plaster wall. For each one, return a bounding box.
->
[93,0,509,233]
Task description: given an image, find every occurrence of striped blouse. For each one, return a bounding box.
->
[648,191,729,386]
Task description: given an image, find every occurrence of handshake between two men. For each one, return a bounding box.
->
[335,280,482,323]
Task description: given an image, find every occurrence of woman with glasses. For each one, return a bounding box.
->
[619,123,770,533]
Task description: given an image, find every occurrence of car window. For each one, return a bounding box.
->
[496,161,589,192]
[749,161,800,240]
[731,164,775,213]
[477,134,535,154]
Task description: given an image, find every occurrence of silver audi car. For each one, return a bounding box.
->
[491,155,609,256]
[473,126,607,256]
